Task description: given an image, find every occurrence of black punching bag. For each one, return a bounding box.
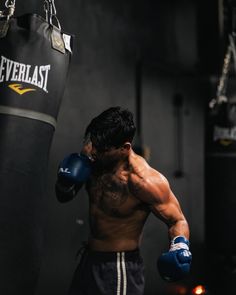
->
[206,101,236,252]
[0,1,73,294]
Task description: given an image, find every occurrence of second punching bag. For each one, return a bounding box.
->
[206,100,236,253]
[0,1,73,294]
[206,35,236,255]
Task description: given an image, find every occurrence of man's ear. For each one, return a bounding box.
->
[122,142,131,151]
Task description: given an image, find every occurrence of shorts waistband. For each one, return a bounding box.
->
[85,248,141,262]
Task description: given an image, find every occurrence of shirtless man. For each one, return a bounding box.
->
[55,107,192,295]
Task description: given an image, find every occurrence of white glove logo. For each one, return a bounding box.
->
[59,168,71,174]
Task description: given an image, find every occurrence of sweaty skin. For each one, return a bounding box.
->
[82,143,189,252]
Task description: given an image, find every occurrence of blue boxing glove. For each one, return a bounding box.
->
[157,236,192,282]
[55,153,92,203]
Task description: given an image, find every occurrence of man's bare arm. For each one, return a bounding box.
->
[130,166,189,240]
[130,166,192,281]
[149,174,189,240]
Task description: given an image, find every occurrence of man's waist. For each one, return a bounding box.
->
[85,246,142,262]
[88,237,141,252]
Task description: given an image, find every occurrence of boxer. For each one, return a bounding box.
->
[56,107,192,295]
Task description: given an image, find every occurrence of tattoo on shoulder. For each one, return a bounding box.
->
[129,175,145,196]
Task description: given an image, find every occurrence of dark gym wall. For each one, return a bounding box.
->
[15,1,205,294]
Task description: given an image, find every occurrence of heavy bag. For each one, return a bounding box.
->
[0,3,73,294]
[206,101,236,254]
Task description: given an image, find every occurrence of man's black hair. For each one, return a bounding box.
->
[85,107,136,151]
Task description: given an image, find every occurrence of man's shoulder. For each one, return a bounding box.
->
[129,150,161,180]
[129,150,149,171]
[128,151,168,199]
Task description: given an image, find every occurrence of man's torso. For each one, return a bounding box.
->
[86,160,151,251]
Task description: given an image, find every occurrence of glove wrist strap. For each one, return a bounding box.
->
[169,236,189,251]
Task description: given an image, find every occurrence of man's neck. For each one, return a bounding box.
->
[94,156,129,174]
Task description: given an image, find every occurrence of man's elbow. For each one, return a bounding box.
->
[55,180,82,203]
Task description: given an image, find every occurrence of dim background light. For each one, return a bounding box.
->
[192,285,207,295]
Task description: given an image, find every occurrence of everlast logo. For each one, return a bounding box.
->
[0,55,51,94]
[213,125,236,145]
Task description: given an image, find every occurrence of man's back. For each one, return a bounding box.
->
[86,152,151,252]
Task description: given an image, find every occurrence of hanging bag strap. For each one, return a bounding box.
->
[0,0,16,19]
[209,4,236,109]
[209,34,235,109]
[0,0,60,25]
[0,0,69,54]
[0,0,15,37]
[43,0,67,54]
[44,0,61,30]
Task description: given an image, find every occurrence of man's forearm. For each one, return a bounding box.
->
[168,219,190,240]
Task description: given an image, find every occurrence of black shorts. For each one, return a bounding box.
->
[68,248,145,295]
